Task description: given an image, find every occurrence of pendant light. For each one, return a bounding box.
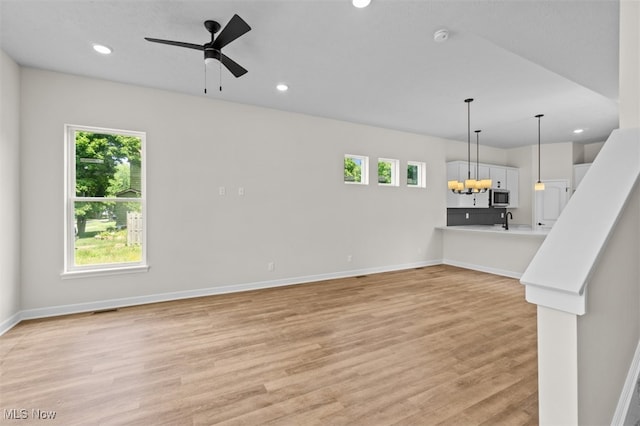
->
[448,98,476,194]
[535,114,545,191]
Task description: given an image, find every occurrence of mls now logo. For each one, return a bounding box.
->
[3,408,57,420]
[4,409,28,419]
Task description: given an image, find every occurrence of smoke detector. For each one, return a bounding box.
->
[434,29,449,43]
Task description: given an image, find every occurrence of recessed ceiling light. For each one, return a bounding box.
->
[92,44,112,55]
[276,83,288,92]
[433,29,449,43]
[352,0,371,8]
[573,128,585,134]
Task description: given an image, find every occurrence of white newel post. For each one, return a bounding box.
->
[537,306,579,425]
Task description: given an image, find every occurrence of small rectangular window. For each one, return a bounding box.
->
[407,161,426,188]
[64,125,147,276]
[378,158,399,186]
[344,154,369,185]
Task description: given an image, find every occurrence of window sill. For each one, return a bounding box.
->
[61,265,149,280]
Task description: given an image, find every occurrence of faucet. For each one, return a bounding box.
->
[503,211,513,230]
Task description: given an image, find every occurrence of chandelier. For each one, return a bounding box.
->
[448,98,492,194]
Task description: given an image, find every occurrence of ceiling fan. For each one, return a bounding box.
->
[145,14,251,82]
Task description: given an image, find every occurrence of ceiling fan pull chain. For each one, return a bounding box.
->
[219,56,223,92]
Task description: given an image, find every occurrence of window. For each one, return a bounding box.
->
[407,161,426,188]
[378,158,399,186]
[344,154,369,185]
[64,125,147,277]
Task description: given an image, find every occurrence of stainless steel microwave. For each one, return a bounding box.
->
[490,189,510,207]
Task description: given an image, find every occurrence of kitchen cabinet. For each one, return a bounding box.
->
[489,167,507,189]
[447,161,519,208]
[478,165,490,181]
[448,161,475,183]
[506,168,519,208]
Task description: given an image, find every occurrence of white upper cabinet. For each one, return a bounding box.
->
[477,165,490,181]
[489,167,507,189]
[506,168,519,208]
[446,161,519,208]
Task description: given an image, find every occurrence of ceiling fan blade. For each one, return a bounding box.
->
[212,14,251,50]
[220,53,248,78]
[144,38,204,51]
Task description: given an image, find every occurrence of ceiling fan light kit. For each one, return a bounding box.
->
[352,0,371,8]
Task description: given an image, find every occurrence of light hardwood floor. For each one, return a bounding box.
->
[0,265,537,425]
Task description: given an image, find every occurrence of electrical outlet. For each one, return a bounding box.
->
[267,262,275,271]
[501,212,505,218]
[218,186,226,196]
[347,255,352,262]
[238,187,245,196]
[465,212,469,219]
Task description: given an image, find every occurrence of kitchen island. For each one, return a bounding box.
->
[437,225,548,278]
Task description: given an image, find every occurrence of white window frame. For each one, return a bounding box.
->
[63,124,148,278]
[407,161,427,188]
[377,157,399,187]
[344,154,369,185]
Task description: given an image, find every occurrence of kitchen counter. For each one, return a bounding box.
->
[437,224,548,237]
[437,225,548,278]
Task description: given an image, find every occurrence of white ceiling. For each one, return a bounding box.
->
[0,0,620,148]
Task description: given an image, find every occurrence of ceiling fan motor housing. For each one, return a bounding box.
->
[204,48,221,64]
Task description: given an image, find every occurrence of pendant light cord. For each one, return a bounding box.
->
[465,98,473,181]
[538,118,540,182]
[536,114,544,182]
[475,130,481,180]
[467,101,471,180]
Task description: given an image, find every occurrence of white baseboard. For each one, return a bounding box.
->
[0,311,22,336]
[612,339,640,425]
[442,259,522,279]
[1,260,441,334]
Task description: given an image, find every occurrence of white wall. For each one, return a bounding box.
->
[583,142,605,163]
[577,183,640,424]
[619,1,640,424]
[572,141,605,172]
[619,0,640,129]
[445,139,507,165]
[539,141,574,182]
[572,141,605,165]
[19,68,449,312]
[507,145,533,225]
[0,50,21,332]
